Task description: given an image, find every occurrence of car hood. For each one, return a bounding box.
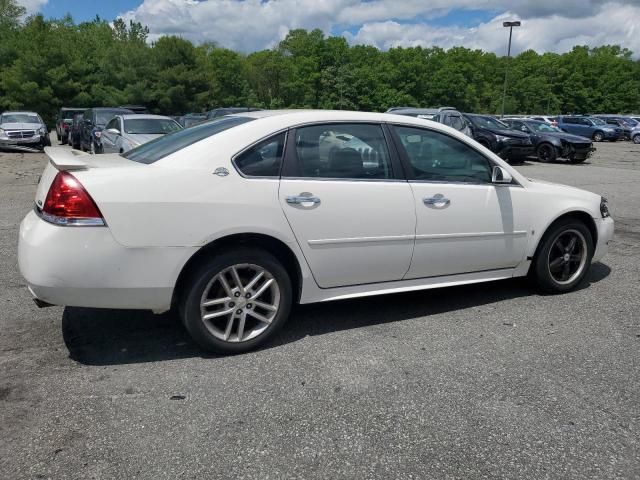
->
[486,128,529,139]
[125,133,165,145]
[0,122,42,130]
[539,131,591,142]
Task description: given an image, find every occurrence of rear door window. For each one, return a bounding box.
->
[234,133,286,177]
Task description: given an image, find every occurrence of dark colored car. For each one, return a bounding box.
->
[557,116,621,142]
[80,107,134,154]
[386,107,472,136]
[462,114,534,162]
[179,113,207,128]
[206,107,261,119]
[119,105,149,114]
[56,108,86,145]
[68,113,84,150]
[592,115,637,140]
[503,118,595,163]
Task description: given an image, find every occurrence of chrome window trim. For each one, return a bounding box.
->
[280,176,408,183]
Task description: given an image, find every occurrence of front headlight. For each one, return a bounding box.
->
[603,127,614,132]
[0,128,5,136]
[39,126,47,135]
[495,135,510,142]
[600,197,610,218]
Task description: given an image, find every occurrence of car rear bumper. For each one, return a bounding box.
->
[19,210,197,312]
[593,216,614,263]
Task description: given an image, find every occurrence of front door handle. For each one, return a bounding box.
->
[423,195,450,207]
[286,194,321,206]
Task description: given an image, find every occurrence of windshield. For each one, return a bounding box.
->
[124,116,255,164]
[622,118,638,126]
[1,113,40,124]
[62,110,84,119]
[96,110,128,126]
[468,115,509,130]
[591,118,605,125]
[124,118,182,134]
[529,122,562,132]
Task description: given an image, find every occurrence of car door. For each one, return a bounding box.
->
[101,118,119,153]
[389,124,530,279]
[279,122,416,288]
[510,120,538,145]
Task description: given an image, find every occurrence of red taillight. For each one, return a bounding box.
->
[41,171,105,226]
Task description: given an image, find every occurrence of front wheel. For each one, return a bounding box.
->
[532,219,594,293]
[592,131,604,142]
[181,248,293,354]
[536,143,556,163]
[633,134,640,145]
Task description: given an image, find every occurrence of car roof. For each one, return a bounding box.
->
[117,114,177,121]
[1,111,39,115]
[60,107,86,111]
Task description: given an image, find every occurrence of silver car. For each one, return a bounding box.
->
[100,114,182,154]
[0,111,51,152]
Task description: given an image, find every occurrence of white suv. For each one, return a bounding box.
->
[19,110,614,354]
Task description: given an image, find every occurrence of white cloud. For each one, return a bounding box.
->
[118,0,640,56]
[17,0,48,15]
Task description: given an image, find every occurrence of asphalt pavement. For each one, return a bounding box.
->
[1,137,638,479]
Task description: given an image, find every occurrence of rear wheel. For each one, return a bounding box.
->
[532,218,594,293]
[634,134,640,144]
[181,248,293,354]
[536,143,556,163]
[592,131,604,142]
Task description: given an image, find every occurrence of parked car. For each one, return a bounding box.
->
[18,110,614,354]
[206,107,261,119]
[80,107,134,154]
[557,116,621,142]
[101,114,183,154]
[503,118,594,163]
[529,116,558,127]
[592,115,637,140]
[68,113,84,150]
[386,107,472,136]
[179,113,207,128]
[463,113,534,162]
[631,125,640,144]
[0,111,51,151]
[119,105,149,114]
[55,108,86,145]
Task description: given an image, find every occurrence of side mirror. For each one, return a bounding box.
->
[106,128,120,135]
[492,165,513,184]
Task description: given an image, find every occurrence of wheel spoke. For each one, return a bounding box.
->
[244,271,264,292]
[252,278,274,299]
[218,274,233,298]
[554,238,566,252]
[203,308,234,321]
[549,257,564,271]
[202,297,231,307]
[252,300,277,312]
[570,254,582,262]
[237,312,246,341]
[230,266,244,293]
[562,262,571,280]
[223,315,235,340]
[566,236,577,253]
[246,309,272,325]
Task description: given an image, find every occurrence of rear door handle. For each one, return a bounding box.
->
[423,195,450,207]
[286,194,321,206]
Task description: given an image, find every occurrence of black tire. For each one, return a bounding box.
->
[536,143,556,163]
[180,248,293,354]
[531,218,594,293]
[592,131,604,142]
[633,134,640,145]
[569,157,586,164]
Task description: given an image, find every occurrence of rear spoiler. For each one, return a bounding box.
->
[44,147,89,171]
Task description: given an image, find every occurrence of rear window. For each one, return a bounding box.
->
[124,116,255,164]
[61,110,84,119]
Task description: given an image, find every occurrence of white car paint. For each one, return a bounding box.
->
[19,110,613,313]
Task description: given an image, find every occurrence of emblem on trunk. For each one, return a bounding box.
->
[214,167,229,177]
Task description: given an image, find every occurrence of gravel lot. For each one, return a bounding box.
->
[1,137,638,479]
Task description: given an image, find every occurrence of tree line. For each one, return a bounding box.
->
[1,3,639,126]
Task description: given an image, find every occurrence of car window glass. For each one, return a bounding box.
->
[1,113,40,123]
[449,115,465,131]
[393,125,492,183]
[124,118,182,134]
[234,133,286,177]
[294,124,392,179]
[105,118,119,131]
[124,116,255,164]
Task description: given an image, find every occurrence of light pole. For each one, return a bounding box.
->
[500,20,521,118]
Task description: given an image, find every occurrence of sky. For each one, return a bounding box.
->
[20,0,640,57]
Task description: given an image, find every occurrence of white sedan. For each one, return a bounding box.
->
[19,110,614,354]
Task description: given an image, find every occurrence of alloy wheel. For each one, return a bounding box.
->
[633,135,640,144]
[199,264,280,343]
[593,132,603,142]
[538,144,552,162]
[547,229,588,285]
